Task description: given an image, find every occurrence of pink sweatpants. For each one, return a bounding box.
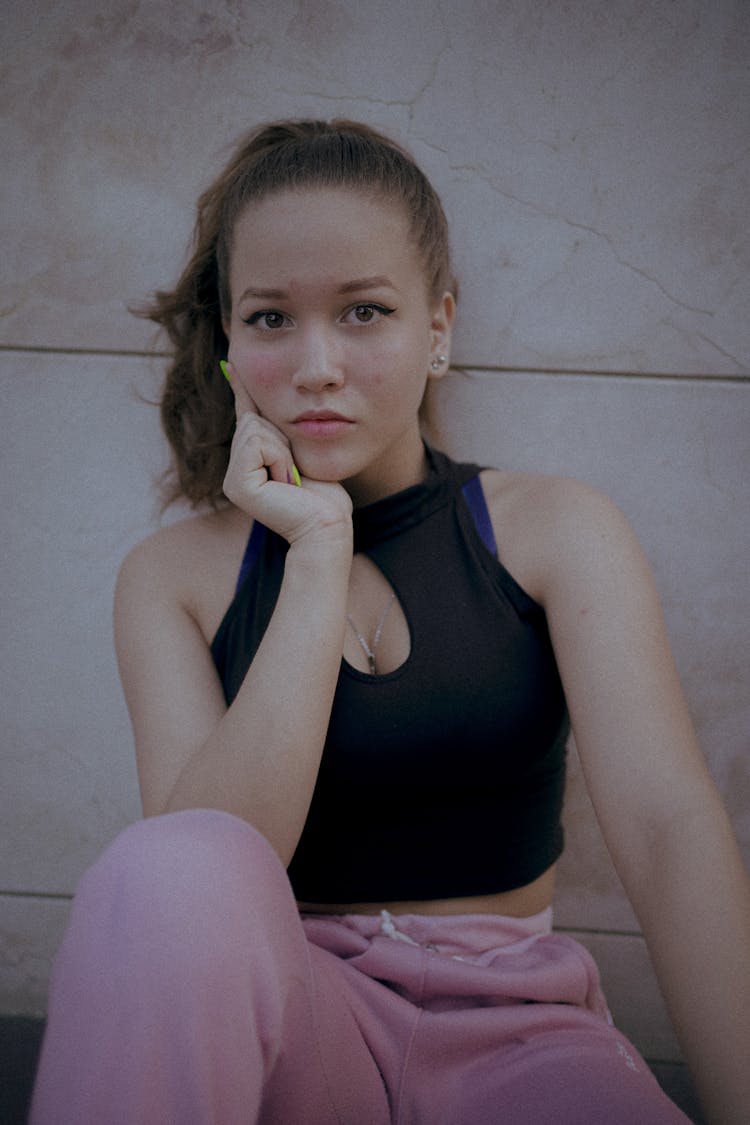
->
[31,809,692,1124]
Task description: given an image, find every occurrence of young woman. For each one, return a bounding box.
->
[31,119,749,1124]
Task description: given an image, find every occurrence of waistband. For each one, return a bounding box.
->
[302,906,554,961]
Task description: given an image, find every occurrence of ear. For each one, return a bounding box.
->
[428,291,456,380]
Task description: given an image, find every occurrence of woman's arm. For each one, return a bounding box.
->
[535,478,750,1125]
[115,374,353,866]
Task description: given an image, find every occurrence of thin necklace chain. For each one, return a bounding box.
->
[346,592,397,675]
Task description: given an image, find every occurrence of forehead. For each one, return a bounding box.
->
[230,187,422,287]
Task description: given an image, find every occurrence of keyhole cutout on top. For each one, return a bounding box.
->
[344,554,411,676]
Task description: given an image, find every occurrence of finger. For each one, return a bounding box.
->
[252,441,300,488]
[221,359,258,420]
[228,412,297,489]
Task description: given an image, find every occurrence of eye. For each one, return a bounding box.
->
[244,310,288,330]
[345,303,396,325]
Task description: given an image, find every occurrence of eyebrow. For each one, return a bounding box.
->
[337,276,396,295]
[238,276,397,303]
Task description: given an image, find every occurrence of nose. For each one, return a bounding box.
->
[291,328,345,393]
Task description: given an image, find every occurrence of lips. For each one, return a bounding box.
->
[290,410,354,437]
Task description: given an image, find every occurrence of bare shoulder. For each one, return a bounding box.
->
[115,505,251,643]
[478,468,644,605]
[480,466,628,527]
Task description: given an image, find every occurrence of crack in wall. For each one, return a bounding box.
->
[442,160,717,319]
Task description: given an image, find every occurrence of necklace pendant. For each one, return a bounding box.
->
[346,591,397,677]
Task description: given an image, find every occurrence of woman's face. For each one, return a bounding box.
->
[224,187,454,503]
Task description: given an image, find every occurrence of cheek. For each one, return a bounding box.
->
[369,339,428,398]
[227,342,287,394]
[361,335,421,384]
[249,365,284,393]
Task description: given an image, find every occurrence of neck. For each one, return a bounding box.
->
[345,435,430,508]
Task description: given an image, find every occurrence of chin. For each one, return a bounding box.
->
[295,449,358,484]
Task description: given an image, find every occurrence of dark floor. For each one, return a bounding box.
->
[1,1016,706,1125]
[1,1017,45,1125]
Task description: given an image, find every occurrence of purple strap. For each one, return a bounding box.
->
[235,521,267,593]
[462,474,498,557]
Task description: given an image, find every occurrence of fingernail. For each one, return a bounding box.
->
[219,359,231,382]
[292,464,301,487]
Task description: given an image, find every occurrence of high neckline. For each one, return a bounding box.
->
[352,445,454,552]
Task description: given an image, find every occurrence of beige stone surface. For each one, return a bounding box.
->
[0,353,164,893]
[2,0,748,372]
[0,897,71,1017]
[1,2,747,1079]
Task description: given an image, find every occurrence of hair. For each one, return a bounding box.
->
[141,118,456,508]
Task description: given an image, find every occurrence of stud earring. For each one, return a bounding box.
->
[431,354,447,371]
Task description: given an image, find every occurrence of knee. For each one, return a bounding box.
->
[76,809,291,936]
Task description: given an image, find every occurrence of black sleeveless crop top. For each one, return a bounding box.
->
[211,447,569,902]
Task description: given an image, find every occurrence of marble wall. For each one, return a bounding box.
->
[2,0,747,1101]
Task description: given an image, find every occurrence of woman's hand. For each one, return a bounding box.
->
[222,362,352,549]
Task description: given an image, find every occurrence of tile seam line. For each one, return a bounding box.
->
[1,345,748,384]
[555,925,644,939]
[0,891,73,902]
[456,364,749,384]
[0,344,166,360]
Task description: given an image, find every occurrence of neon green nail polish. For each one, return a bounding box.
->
[292,464,302,487]
[219,359,231,382]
